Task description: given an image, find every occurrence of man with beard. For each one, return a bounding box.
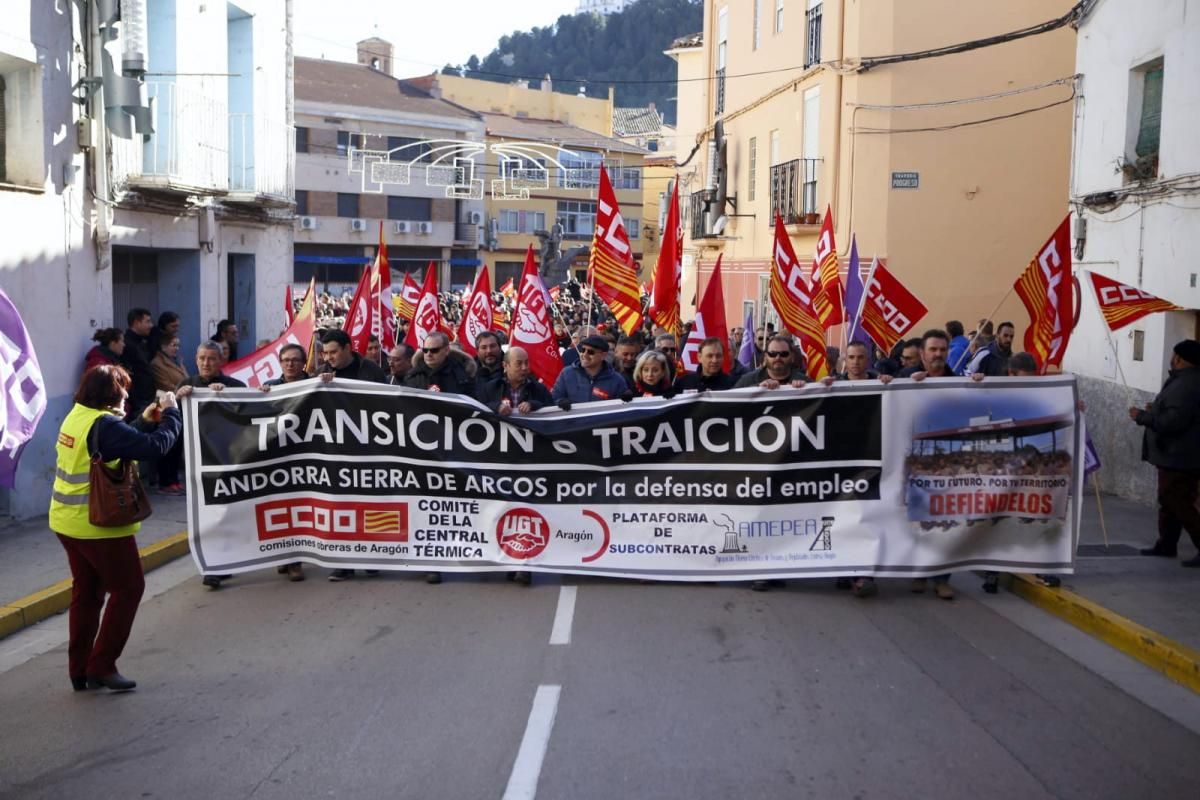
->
[176,342,247,590]
[734,335,809,389]
[965,321,1015,376]
[473,331,504,396]
[121,308,157,422]
[385,344,413,385]
[613,335,642,389]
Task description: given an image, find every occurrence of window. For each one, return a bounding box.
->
[1133,329,1145,361]
[769,129,781,166]
[498,209,546,234]
[776,0,785,33]
[558,151,603,188]
[805,2,823,68]
[295,126,308,154]
[557,200,597,239]
[629,219,641,240]
[607,164,641,190]
[0,60,44,187]
[1134,62,1164,161]
[716,7,729,116]
[753,0,761,50]
[337,130,362,156]
[336,193,359,218]
[748,137,757,201]
[295,190,308,216]
[387,136,431,163]
[387,196,432,221]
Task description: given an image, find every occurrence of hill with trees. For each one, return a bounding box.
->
[441,0,701,125]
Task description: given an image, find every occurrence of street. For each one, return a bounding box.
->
[2,565,1199,799]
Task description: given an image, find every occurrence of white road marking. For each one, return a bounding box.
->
[548,586,577,645]
[502,684,562,800]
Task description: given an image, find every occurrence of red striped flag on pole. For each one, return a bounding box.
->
[1013,215,1073,373]
[769,213,830,379]
[812,207,845,330]
[372,223,396,354]
[650,177,682,335]
[395,273,420,323]
[587,166,644,336]
[1089,272,1183,331]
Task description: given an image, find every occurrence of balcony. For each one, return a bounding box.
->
[455,221,479,244]
[805,5,823,68]
[228,114,295,206]
[770,159,821,225]
[110,81,229,196]
[689,189,712,239]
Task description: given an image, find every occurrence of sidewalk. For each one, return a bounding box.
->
[1,489,1198,687]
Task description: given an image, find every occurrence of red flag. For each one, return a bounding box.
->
[858,257,929,353]
[342,263,374,355]
[587,166,644,336]
[1089,272,1183,331]
[455,267,494,357]
[492,306,509,335]
[680,256,730,373]
[498,277,515,299]
[404,263,442,349]
[284,284,294,325]
[227,279,316,388]
[549,285,561,301]
[650,177,682,334]
[1014,216,1073,372]
[510,245,563,386]
[812,207,844,329]
[395,273,420,322]
[769,213,830,379]
[372,224,396,354]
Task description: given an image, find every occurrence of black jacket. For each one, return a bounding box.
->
[177,373,247,390]
[733,366,810,388]
[474,360,504,398]
[404,350,476,397]
[1136,367,1200,470]
[89,407,183,461]
[478,376,553,413]
[317,353,387,383]
[121,328,157,414]
[676,369,736,392]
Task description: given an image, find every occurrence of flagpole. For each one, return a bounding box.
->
[952,286,1014,374]
[852,256,879,348]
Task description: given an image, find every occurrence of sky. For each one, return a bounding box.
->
[292,0,579,77]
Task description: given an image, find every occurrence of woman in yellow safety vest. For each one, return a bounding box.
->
[48,364,182,693]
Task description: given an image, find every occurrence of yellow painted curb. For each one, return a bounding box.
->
[0,530,190,641]
[1004,573,1200,695]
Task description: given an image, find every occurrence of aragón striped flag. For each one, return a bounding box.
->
[650,177,682,335]
[769,213,830,379]
[587,166,644,336]
[812,207,845,330]
[1088,272,1182,331]
[394,273,420,322]
[859,257,928,353]
[1013,216,1073,372]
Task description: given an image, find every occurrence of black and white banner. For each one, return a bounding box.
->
[182,377,1083,580]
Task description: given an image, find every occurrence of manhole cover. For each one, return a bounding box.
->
[1076,544,1140,557]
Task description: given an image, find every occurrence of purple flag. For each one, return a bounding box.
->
[0,289,47,488]
[843,236,870,347]
[737,308,755,367]
[1083,430,1101,478]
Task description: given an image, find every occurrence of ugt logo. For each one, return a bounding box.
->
[497,507,550,560]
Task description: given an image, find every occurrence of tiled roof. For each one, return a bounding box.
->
[612,107,663,137]
[294,58,477,119]
[669,32,703,50]
[481,113,646,155]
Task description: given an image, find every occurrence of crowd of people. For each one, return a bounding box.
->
[907,448,1074,477]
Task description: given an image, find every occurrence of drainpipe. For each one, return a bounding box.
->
[285,0,295,198]
[87,0,113,273]
[831,0,846,251]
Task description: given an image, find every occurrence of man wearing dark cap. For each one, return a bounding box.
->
[551,334,630,406]
[1130,339,1200,566]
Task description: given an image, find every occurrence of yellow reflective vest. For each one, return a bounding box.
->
[48,404,141,540]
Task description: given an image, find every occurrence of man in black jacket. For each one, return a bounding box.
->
[316,330,387,383]
[480,346,552,416]
[677,337,736,392]
[121,308,157,421]
[473,331,504,397]
[1130,339,1200,566]
[734,335,809,389]
[404,332,476,398]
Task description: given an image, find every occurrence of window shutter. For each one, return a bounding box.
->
[1135,66,1163,159]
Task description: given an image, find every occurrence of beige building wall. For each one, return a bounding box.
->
[435,74,615,136]
[674,0,1074,337]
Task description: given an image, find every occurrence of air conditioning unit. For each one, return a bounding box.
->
[468,210,483,225]
[416,221,434,235]
[350,218,368,232]
[394,220,411,234]
[299,216,318,230]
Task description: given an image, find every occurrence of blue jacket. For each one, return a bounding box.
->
[947,335,970,375]
[551,362,630,404]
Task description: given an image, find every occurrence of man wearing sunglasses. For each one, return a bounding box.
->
[734,335,809,389]
[403,331,477,398]
[551,334,630,407]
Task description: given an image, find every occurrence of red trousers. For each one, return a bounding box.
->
[56,534,145,678]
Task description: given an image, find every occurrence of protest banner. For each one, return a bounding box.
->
[183,377,1083,580]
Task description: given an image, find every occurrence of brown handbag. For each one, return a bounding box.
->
[87,419,153,527]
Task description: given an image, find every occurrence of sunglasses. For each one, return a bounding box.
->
[579,347,600,356]
[765,351,791,358]
[659,347,677,353]
[422,346,445,354]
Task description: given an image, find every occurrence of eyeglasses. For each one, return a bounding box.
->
[387,356,407,363]
[659,347,677,353]
[422,346,445,354]
[579,347,600,356]
[765,351,790,358]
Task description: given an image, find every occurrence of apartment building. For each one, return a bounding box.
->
[0,0,293,519]
[1062,0,1200,501]
[423,73,648,288]
[293,43,486,292]
[671,0,1075,331]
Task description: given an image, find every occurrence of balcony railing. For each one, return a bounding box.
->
[805,5,823,68]
[229,114,295,202]
[110,81,229,195]
[714,67,726,116]
[770,158,821,224]
[689,189,711,239]
[455,221,478,243]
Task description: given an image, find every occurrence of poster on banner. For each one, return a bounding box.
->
[182,376,1083,580]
